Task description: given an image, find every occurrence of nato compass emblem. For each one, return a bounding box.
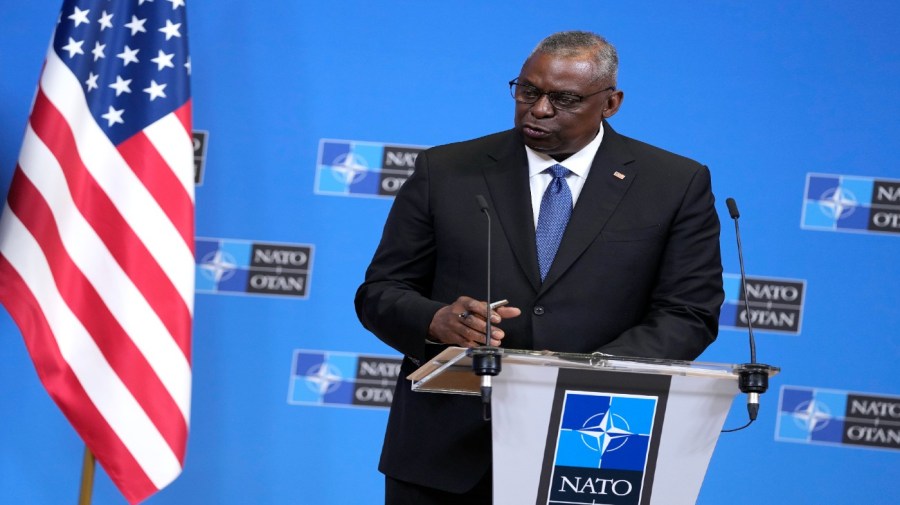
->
[198,249,238,284]
[288,351,356,407]
[329,151,369,187]
[817,186,858,220]
[776,386,845,445]
[576,410,636,456]
[545,392,657,505]
[790,398,833,433]
[304,362,344,397]
[802,174,870,231]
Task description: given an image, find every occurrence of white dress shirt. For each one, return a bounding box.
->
[525,123,605,228]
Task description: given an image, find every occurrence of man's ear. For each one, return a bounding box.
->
[603,90,624,118]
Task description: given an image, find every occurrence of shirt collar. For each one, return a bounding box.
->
[525,122,605,178]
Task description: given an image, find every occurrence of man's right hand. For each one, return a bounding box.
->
[427,296,522,348]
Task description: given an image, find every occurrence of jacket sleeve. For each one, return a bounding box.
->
[354,150,446,360]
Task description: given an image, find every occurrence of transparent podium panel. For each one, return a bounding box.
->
[409,347,779,505]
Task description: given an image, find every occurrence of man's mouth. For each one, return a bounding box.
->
[522,124,551,139]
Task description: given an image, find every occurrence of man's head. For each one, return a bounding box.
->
[513,31,624,161]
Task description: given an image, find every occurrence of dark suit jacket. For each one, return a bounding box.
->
[354,123,724,493]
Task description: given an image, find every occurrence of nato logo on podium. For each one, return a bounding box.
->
[546,391,658,505]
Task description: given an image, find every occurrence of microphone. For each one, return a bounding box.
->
[725,197,772,425]
[725,198,756,365]
[469,195,502,419]
[476,195,493,348]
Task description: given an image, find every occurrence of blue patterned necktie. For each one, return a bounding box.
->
[536,164,572,281]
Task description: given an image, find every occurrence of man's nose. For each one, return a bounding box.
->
[529,94,556,118]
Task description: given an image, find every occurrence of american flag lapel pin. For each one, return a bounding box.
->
[613,171,626,180]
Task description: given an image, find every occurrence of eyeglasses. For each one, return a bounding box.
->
[508,78,615,111]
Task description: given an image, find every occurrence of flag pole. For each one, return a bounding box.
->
[77,446,95,505]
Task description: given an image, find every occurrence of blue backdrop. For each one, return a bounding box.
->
[1,1,898,504]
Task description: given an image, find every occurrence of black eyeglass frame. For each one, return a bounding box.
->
[508,78,616,111]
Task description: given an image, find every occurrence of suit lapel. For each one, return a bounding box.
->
[483,131,542,292]
[540,123,636,290]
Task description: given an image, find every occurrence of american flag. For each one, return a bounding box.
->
[0,1,193,503]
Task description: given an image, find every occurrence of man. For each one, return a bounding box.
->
[355,31,724,504]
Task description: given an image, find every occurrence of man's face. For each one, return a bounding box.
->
[513,51,623,161]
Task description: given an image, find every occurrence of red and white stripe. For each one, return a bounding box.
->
[0,45,193,503]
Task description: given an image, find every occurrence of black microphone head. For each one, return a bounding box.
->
[726,197,740,219]
[475,194,490,212]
